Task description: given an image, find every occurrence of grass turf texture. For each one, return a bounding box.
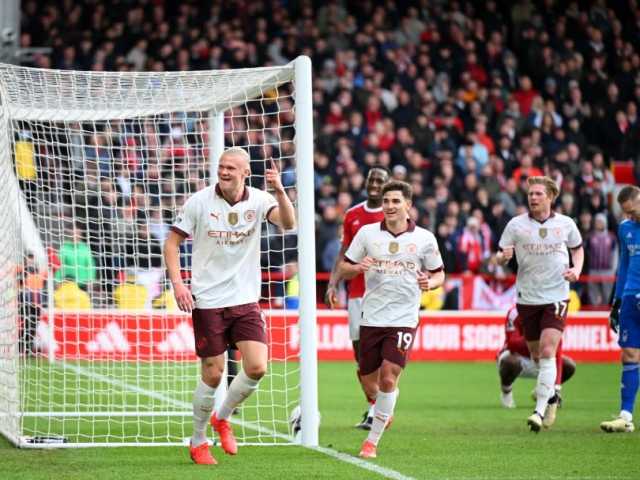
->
[2,361,638,479]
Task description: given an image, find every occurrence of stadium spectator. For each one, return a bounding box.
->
[54,226,97,292]
[17,252,46,355]
[19,0,639,306]
[586,213,617,306]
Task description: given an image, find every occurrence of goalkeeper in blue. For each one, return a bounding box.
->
[601,185,640,433]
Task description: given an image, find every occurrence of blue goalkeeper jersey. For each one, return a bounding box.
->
[615,219,640,299]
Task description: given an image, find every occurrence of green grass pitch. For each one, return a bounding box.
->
[2,361,638,479]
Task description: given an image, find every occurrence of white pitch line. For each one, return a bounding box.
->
[62,362,415,480]
[311,446,416,480]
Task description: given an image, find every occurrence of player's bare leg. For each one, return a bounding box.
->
[359,360,401,458]
[213,341,267,454]
[190,355,224,465]
[527,329,562,432]
[498,353,522,408]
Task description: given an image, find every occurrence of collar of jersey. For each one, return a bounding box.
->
[215,183,249,206]
[528,211,555,224]
[363,201,383,213]
[380,219,416,237]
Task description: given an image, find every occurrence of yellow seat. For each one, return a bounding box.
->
[152,289,179,311]
[420,286,444,310]
[113,283,148,310]
[568,289,581,312]
[54,281,91,310]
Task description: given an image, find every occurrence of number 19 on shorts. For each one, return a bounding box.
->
[397,332,413,351]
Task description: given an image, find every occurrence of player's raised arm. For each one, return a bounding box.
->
[265,159,296,230]
[163,230,194,313]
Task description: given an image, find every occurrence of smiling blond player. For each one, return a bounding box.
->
[164,147,295,465]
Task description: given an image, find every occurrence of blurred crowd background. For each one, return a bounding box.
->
[14,0,640,310]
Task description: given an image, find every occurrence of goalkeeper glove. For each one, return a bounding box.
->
[609,298,621,334]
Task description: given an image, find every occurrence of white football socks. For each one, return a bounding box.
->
[191,379,216,446]
[534,357,556,417]
[367,389,398,446]
[216,369,260,420]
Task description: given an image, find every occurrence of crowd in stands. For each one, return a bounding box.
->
[16,0,640,308]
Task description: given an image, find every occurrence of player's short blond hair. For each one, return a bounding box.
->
[527,176,559,200]
[220,147,250,164]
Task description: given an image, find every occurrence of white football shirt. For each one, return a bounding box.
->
[171,184,277,308]
[499,212,582,305]
[345,220,444,328]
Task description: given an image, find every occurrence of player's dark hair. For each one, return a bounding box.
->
[382,180,413,201]
[617,185,640,205]
[367,165,390,179]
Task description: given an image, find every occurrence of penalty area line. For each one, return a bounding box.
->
[64,362,415,480]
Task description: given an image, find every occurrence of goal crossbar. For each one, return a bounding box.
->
[0,64,294,121]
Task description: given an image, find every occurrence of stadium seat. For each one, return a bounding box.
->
[113,283,149,310]
[54,281,91,310]
[612,161,635,185]
[420,286,445,310]
[152,288,179,311]
[568,290,581,312]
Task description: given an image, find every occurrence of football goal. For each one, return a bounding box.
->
[0,56,318,448]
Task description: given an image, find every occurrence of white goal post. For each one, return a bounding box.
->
[0,56,318,448]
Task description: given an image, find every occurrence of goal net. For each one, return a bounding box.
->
[0,57,318,448]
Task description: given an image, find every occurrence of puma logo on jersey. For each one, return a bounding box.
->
[210,212,221,221]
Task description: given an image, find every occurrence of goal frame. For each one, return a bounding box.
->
[0,56,318,448]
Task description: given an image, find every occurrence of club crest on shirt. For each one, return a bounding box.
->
[553,228,562,238]
[389,241,399,254]
[406,243,417,254]
[244,209,256,222]
[538,228,548,239]
[228,212,239,225]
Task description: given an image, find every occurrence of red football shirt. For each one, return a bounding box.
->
[341,202,384,299]
[501,306,530,357]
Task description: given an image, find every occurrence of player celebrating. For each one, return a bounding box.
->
[601,185,640,433]
[497,176,583,432]
[163,147,295,465]
[338,180,445,458]
[498,306,576,418]
[325,166,389,429]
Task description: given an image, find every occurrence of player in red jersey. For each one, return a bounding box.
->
[498,306,576,425]
[325,166,389,429]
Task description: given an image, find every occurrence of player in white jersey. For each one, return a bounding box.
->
[163,147,295,465]
[497,176,583,432]
[338,180,445,459]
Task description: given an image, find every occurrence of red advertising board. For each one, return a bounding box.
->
[39,310,619,362]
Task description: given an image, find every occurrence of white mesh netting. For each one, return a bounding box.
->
[0,61,308,447]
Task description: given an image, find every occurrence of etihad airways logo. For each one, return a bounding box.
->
[371,258,418,274]
[207,226,256,238]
